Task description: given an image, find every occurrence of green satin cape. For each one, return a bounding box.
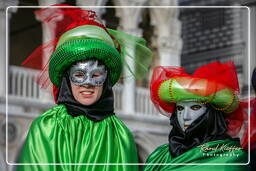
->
[144,139,248,171]
[17,104,138,171]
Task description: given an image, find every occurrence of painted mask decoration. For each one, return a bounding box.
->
[176,101,207,131]
[69,60,107,86]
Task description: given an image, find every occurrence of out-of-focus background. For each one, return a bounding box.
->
[0,0,255,170]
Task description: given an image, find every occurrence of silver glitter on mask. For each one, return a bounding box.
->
[69,60,107,86]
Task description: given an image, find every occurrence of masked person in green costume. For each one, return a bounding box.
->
[144,61,248,171]
[17,4,152,171]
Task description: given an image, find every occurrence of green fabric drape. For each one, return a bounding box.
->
[17,104,138,171]
[144,139,248,171]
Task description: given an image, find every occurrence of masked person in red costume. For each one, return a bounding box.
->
[17,5,152,171]
[144,61,248,171]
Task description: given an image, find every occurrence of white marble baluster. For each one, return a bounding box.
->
[11,69,15,95]
[36,0,63,102]
[28,72,32,98]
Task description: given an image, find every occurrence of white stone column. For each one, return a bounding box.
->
[38,0,64,6]
[76,0,107,17]
[157,35,182,66]
[121,28,142,115]
[114,1,146,115]
[0,12,6,164]
[1,2,18,171]
[37,0,63,102]
[0,8,6,97]
[0,0,17,97]
[38,0,64,47]
[149,0,182,66]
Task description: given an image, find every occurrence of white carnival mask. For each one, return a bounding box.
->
[176,101,207,131]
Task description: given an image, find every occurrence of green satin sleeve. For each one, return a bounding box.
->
[17,104,138,171]
[144,139,248,171]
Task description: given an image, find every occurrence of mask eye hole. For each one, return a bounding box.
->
[73,71,84,78]
[92,73,101,78]
[176,105,184,111]
[190,105,202,110]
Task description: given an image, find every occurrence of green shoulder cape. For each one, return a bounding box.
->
[17,104,138,171]
[144,139,248,171]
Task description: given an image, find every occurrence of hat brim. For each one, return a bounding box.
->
[49,39,122,87]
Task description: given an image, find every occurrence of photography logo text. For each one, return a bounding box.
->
[199,143,242,157]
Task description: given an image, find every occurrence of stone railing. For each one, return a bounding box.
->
[8,66,41,100]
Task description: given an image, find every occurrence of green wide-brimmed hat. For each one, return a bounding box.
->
[49,25,122,87]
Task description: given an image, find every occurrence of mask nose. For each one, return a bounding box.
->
[82,73,93,86]
[183,107,191,121]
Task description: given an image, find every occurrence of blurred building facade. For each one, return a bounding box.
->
[179,0,254,96]
[0,0,255,171]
